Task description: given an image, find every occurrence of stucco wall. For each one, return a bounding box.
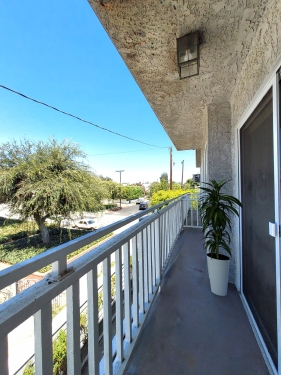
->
[207,102,232,188]
[231,0,281,126]
[229,0,281,287]
[203,101,237,282]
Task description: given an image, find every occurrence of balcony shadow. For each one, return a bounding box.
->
[124,228,269,375]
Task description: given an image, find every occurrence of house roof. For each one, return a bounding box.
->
[88,0,268,150]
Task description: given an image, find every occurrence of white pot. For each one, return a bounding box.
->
[207,253,230,296]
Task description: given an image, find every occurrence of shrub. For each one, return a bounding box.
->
[23,362,34,375]
[150,189,199,207]
[103,203,118,209]
[0,228,113,272]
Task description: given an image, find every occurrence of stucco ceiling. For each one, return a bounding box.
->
[88,0,267,150]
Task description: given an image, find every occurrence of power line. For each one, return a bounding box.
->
[89,147,169,156]
[0,84,165,149]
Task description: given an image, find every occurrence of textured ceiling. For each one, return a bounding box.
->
[88,0,267,150]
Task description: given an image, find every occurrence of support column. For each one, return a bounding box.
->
[206,101,233,194]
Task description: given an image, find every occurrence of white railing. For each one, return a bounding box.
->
[183,192,202,228]
[0,194,193,375]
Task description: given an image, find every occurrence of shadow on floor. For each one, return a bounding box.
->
[124,228,269,375]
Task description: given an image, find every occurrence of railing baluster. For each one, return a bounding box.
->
[0,335,8,375]
[115,248,124,363]
[161,215,166,269]
[52,255,67,279]
[147,225,152,297]
[123,242,132,343]
[151,221,156,288]
[162,213,165,266]
[190,195,193,226]
[34,302,53,375]
[143,227,149,304]
[103,256,113,375]
[67,281,81,375]
[164,212,166,262]
[165,212,168,260]
[158,216,162,271]
[171,207,174,245]
[138,231,145,314]
[132,236,139,327]
[155,218,160,284]
[196,195,199,227]
[87,267,99,375]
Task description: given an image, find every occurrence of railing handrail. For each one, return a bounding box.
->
[0,198,186,337]
[0,195,187,291]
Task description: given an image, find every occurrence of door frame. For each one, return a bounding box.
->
[236,68,281,374]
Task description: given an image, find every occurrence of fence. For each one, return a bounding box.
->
[0,193,199,375]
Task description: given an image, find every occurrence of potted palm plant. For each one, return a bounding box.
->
[200,180,242,296]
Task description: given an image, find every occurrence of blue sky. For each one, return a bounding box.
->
[0,0,199,184]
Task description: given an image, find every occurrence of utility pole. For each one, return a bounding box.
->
[170,146,172,190]
[115,170,124,209]
[181,160,184,188]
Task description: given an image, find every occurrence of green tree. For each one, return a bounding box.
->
[172,182,181,190]
[122,185,143,201]
[103,180,120,201]
[183,178,196,189]
[99,175,112,181]
[160,172,168,182]
[149,181,161,196]
[0,138,105,244]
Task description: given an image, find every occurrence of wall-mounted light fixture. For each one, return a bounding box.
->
[177,31,200,79]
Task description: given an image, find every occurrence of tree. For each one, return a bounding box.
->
[131,182,146,195]
[99,175,112,181]
[103,180,120,201]
[122,186,143,202]
[0,138,106,244]
[160,172,168,182]
[183,178,200,189]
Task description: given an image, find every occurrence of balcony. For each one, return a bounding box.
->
[122,228,269,375]
[0,194,269,375]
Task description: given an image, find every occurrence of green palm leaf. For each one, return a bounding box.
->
[199,179,242,259]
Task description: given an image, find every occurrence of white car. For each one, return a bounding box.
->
[72,219,98,230]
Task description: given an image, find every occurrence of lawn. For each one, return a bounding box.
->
[0,217,113,273]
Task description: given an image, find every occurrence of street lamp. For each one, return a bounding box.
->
[116,170,124,209]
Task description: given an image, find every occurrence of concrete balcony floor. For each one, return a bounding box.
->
[124,228,269,375]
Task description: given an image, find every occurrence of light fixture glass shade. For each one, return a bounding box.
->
[179,49,189,63]
[180,61,198,79]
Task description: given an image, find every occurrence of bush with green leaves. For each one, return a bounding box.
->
[23,330,67,375]
[23,312,90,375]
[0,227,113,272]
[122,185,143,201]
[150,188,199,207]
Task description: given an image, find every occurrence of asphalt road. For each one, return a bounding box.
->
[92,203,145,229]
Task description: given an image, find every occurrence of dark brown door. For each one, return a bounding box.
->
[240,88,277,367]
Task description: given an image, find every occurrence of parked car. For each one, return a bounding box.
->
[139,201,148,210]
[72,219,97,230]
[136,197,145,204]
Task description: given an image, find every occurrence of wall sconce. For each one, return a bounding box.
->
[177,31,200,79]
